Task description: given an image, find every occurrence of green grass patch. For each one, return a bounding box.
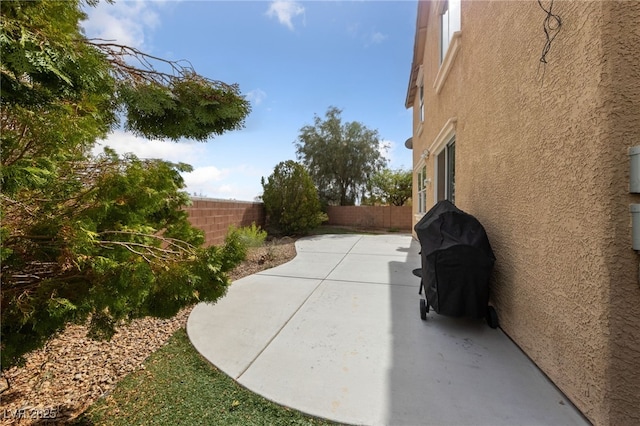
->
[75,329,340,426]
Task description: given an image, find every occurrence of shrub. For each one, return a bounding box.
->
[227,222,267,248]
[0,153,249,368]
[221,225,249,267]
[261,161,326,235]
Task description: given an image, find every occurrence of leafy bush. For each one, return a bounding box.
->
[1,152,248,368]
[220,224,250,267]
[228,222,267,248]
[0,0,251,370]
[261,161,327,235]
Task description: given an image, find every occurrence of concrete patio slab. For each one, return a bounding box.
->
[257,252,347,280]
[188,274,321,378]
[294,234,364,254]
[187,234,588,426]
[326,253,418,286]
[349,234,421,257]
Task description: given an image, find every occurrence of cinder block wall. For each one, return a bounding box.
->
[185,198,265,247]
[186,201,411,247]
[326,206,412,231]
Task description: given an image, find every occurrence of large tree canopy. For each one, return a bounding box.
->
[294,106,388,206]
[0,0,251,369]
[367,168,412,206]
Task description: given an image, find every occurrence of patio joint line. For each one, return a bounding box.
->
[255,272,326,280]
[318,278,418,288]
[235,235,364,380]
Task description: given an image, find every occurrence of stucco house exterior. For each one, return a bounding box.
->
[404,1,639,425]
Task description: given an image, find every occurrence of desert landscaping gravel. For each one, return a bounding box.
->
[0,239,296,425]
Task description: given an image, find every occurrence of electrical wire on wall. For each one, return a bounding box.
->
[537,0,562,81]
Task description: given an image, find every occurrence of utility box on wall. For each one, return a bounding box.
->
[629,146,640,193]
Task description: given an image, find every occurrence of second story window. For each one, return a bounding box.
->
[440,0,461,64]
[419,83,425,122]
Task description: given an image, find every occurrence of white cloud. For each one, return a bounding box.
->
[246,89,268,106]
[217,185,234,194]
[92,130,205,164]
[182,166,227,184]
[183,166,264,201]
[81,1,162,49]
[92,132,263,201]
[380,139,411,170]
[266,0,305,31]
[369,31,388,45]
[182,166,229,198]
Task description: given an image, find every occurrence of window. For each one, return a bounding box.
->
[417,164,427,213]
[416,65,425,124]
[429,118,456,204]
[447,141,455,203]
[419,83,425,122]
[436,138,455,204]
[440,0,461,64]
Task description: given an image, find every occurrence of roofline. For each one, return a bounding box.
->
[405,1,430,109]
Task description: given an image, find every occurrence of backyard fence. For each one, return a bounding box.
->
[185,198,265,247]
[186,199,412,247]
[325,205,412,231]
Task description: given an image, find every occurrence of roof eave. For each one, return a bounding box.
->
[405,1,430,109]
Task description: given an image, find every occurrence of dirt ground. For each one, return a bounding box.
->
[0,238,297,425]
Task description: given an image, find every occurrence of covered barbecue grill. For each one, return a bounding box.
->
[414,200,498,328]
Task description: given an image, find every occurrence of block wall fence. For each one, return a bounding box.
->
[325,205,412,231]
[185,199,413,247]
[185,198,266,247]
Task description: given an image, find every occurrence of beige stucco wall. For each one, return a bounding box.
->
[408,1,640,425]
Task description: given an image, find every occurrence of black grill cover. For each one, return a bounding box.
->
[415,200,495,318]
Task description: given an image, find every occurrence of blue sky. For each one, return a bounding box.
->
[83,0,417,201]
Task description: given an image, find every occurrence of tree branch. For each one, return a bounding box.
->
[0,120,32,167]
[0,194,39,218]
[85,39,235,90]
[98,230,198,253]
[97,231,199,265]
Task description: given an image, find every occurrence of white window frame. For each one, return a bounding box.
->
[435,139,455,204]
[434,0,462,94]
[419,83,425,123]
[440,0,461,64]
[429,118,457,204]
[416,163,428,214]
[416,65,425,136]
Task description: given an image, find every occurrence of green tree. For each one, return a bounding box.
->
[261,161,326,235]
[368,168,413,206]
[294,106,388,206]
[0,0,251,368]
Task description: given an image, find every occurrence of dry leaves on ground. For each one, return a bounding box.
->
[0,239,297,425]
